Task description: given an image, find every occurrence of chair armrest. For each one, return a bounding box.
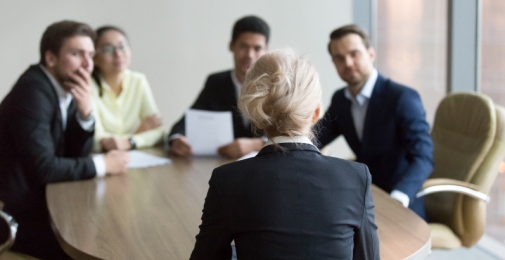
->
[416,178,490,202]
[0,210,18,254]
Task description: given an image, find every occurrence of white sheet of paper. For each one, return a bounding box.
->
[128,150,171,168]
[185,109,234,156]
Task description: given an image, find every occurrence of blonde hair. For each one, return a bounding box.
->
[239,49,322,139]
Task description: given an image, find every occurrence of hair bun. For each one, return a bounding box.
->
[239,49,322,139]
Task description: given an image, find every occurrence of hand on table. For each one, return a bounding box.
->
[104,150,129,175]
[170,136,193,157]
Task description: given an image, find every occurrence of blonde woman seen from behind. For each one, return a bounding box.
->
[91,26,164,152]
[190,49,380,259]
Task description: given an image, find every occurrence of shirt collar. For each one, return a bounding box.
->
[344,68,378,105]
[265,136,313,146]
[39,64,72,101]
[98,70,130,92]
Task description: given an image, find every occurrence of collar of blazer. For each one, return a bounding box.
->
[257,142,320,157]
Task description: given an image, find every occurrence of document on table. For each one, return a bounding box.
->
[185,109,234,156]
[127,150,171,168]
[92,151,171,169]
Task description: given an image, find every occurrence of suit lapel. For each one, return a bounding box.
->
[338,94,361,155]
[35,65,66,153]
[35,65,65,131]
[361,74,386,146]
[257,143,320,156]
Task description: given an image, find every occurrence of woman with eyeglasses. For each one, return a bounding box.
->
[91,26,164,152]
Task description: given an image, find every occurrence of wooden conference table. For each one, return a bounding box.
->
[47,149,431,260]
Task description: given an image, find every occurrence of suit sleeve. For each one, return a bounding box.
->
[393,90,434,200]
[190,170,232,260]
[353,165,380,260]
[169,76,217,137]
[10,83,96,184]
[315,92,342,148]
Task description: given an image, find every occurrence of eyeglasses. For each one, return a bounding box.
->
[97,43,129,55]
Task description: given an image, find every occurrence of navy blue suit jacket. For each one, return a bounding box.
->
[169,70,255,139]
[316,74,433,216]
[190,143,380,260]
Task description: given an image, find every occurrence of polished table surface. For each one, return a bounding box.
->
[47,149,431,259]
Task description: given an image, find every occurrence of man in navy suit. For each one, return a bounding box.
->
[168,15,269,159]
[316,24,434,218]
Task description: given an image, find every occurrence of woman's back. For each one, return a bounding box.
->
[192,142,378,259]
[190,49,379,259]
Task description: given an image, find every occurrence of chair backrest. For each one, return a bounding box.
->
[425,92,499,247]
[456,105,505,247]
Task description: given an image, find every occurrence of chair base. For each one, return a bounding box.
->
[430,223,462,249]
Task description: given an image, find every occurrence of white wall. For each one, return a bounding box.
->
[0,0,353,157]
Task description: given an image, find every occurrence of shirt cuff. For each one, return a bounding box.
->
[77,111,95,132]
[168,133,182,143]
[390,190,410,208]
[92,154,106,177]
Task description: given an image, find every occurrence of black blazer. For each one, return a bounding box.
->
[0,65,96,215]
[169,70,256,139]
[190,143,380,260]
[316,74,433,217]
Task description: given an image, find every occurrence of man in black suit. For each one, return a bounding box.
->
[0,20,129,259]
[316,24,433,218]
[168,15,270,159]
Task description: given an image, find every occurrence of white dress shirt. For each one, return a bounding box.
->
[344,68,378,141]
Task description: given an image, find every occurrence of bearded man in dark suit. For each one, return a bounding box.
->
[316,24,434,219]
[0,20,129,259]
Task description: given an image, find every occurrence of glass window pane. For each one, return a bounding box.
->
[376,0,448,125]
[481,1,505,106]
[481,0,505,244]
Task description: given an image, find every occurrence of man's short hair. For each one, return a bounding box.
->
[231,15,270,44]
[327,24,371,53]
[39,20,95,65]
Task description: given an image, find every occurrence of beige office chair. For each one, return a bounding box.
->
[416,93,505,249]
[0,200,18,255]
